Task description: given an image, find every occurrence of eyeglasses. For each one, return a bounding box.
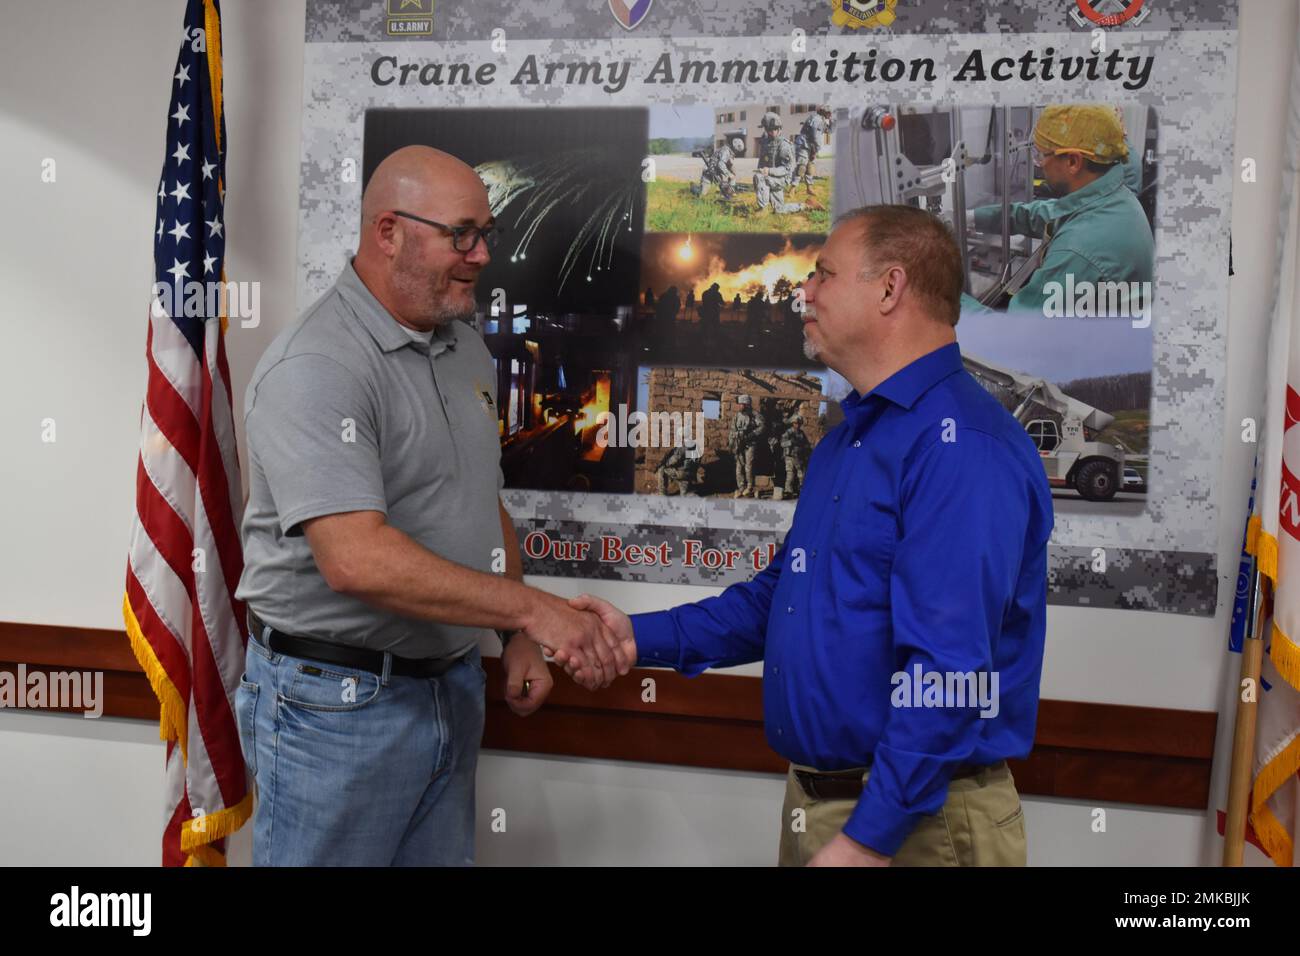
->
[1032,146,1057,164]
[392,210,502,253]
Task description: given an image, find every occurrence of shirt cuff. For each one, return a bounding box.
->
[629,610,680,669]
[842,783,925,858]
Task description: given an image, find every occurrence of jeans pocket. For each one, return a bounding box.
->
[236,678,260,776]
[279,657,383,713]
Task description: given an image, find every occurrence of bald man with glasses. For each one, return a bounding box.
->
[234,146,630,866]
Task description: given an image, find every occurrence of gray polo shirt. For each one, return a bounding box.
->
[235,260,505,659]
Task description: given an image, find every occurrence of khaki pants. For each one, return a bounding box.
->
[778,761,1027,867]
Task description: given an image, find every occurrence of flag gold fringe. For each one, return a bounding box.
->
[1251,737,1299,867]
[122,592,188,759]
[1245,522,1300,688]
[185,844,227,867]
[1272,622,1300,689]
[182,792,253,853]
[1247,514,1278,582]
[203,0,223,154]
[203,0,228,342]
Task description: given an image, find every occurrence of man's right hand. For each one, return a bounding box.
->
[567,594,636,670]
[519,595,632,690]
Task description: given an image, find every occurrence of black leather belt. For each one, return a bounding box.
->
[794,760,1006,801]
[247,609,461,679]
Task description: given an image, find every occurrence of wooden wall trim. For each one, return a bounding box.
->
[0,622,1217,810]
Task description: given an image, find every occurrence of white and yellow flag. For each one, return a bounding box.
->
[1244,17,1300,867]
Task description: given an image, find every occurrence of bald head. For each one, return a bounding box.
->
[353,145,494,332]
[360,145,486,235]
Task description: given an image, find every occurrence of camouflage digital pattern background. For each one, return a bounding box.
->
[305,1,1235,43]
[297,0,1239,615]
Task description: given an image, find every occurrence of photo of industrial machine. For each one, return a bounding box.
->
[833,103,1157,309]
[962,354,1145,502]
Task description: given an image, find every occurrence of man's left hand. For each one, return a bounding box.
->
[502,636,554,717]
[807,832,891,867]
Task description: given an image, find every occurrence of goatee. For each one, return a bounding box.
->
[801,333,819,362]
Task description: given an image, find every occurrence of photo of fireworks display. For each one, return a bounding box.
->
[362,106,648,315]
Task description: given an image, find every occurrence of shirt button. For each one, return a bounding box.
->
[833,495,840,502]
[853,440,861,447]
[786,606,794,614]
[811,550,817,558]
[777,728,783,736]
[772,666,779,674]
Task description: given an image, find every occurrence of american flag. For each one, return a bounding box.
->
[123,0,250,867]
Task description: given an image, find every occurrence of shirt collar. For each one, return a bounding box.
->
[842,341,964,415]
[335,259,459,356]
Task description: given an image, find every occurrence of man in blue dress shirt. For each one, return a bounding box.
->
[572,205,1053,866]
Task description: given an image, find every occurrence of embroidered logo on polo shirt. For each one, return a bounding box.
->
[474,380,496,418]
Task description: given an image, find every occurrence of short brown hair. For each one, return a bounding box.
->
[835,205,964,326]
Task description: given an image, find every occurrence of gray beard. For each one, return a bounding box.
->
[392,246,477,325]
[430,301,475,326]
[801,333,819,361]
[395,274,474,326]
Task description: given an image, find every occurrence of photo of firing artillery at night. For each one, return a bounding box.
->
[636,232,824,367]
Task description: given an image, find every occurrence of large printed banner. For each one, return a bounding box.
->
[297,0,1238,615]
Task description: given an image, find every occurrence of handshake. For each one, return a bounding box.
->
[518,593,636,691]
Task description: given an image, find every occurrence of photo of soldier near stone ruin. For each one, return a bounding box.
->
[645,103,833,233]
[634,367,830,500]
[638,233,823,368]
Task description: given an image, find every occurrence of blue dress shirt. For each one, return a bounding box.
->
[630,342,1054,856]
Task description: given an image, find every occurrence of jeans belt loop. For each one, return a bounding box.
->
[380,650,393,687]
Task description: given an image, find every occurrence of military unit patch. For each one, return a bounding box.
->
[830,0,899,30]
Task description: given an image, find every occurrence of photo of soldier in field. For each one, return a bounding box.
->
[646,103,834,233]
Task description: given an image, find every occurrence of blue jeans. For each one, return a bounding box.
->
[235,631,486,866]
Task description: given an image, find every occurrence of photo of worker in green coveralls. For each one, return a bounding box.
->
[961,104,1155,315]
[832,102,1158,319]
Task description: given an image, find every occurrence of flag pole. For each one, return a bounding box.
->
[1222,565,1269,866]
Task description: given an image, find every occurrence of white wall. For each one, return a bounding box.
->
[0,0,1291,866]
